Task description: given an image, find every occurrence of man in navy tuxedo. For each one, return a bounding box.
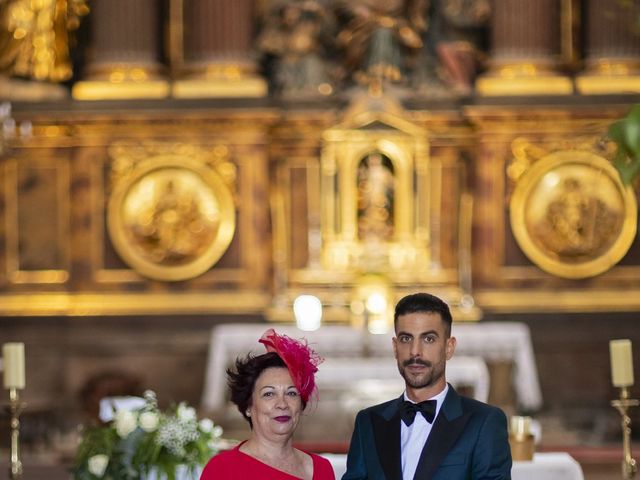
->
[343,292,512,480]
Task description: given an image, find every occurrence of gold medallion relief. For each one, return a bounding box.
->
[509,149,637,279]
[107,144,236,281]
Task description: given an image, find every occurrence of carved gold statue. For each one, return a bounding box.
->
[0,0,88,82]
[335,0,428,85]
[257,0,335,98]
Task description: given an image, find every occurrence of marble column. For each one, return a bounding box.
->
[173,0,267,98]
[476,0,572,95]
[72,0,169,99]
[576,0,640,94]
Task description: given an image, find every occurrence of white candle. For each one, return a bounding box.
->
[2,342,25,390]
[610,339,634,388]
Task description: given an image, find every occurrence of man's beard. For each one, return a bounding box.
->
[398,357,442,389]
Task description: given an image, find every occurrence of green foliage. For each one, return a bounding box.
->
[73,391,223,480]
[609,104,640,185]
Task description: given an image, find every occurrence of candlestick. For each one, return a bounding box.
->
[612,386,639,479]
[2,343,25,390]
[6,387,24,479]
[611,339,634,388]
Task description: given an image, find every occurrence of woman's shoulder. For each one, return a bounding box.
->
[309,452,336,480]
[200,447,242,478]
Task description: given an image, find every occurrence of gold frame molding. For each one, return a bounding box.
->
[107,150,236,281]
[509,150,637,279]
[3,157,71,284]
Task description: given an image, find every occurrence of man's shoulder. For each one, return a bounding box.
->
[457,394,507,418]
[357,396,400,416]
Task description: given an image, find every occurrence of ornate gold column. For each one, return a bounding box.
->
[72,0,169,99]
[576,0,640,94]
[476,0,572,95]
[172,0,267,98]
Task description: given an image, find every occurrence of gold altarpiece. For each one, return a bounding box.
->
[268,95,480,324]
[1,98,639,319]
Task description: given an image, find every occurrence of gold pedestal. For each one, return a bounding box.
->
[72,65,170,100]
[172,78,268,98]
[576,76,640,95]
[476,63,573,96]
[0,76,68,102]
[576,60,640,94]
[509,434,535,461]
[172,64,267,98]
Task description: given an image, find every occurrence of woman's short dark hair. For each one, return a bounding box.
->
[227,351,307,427]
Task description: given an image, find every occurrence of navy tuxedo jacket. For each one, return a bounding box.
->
[342,385,512,480]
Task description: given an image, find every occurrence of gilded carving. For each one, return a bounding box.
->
[107,143,236,281]
[0,0,88,81]
[509,150,637,279]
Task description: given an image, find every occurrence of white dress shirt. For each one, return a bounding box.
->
[400,384,449,480]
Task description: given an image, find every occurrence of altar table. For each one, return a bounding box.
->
[322,452,584,480]
[201,322,541,412]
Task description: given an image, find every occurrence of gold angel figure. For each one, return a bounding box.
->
[0,0,88,82]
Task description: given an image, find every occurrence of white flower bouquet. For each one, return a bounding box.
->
[74,391,222,480]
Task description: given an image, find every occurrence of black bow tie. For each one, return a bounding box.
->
[400,400,437,426]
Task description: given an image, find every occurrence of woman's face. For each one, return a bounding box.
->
[248,367,302,441]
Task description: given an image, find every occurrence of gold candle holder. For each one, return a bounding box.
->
[611,386,639,479]
[509,415,535,461]
[6,387,24,479]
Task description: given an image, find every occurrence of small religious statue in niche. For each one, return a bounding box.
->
[257,0,336,98]
[334,0,428,87]
[357,152,395,241]
[532,177,622,259]
[410,0,490,96]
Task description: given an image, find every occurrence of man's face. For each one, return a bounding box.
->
[393,312,456,394]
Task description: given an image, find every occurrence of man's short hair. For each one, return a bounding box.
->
[394,292,453,337]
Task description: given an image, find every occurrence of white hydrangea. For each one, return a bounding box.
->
[139,411,160,432]
[156,416,199,457]
[114,409,137,438]
[87,454,109,477]
[198,418,213,433]
[177,403,197,422]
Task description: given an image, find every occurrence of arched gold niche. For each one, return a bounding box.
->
[320,97,431,274]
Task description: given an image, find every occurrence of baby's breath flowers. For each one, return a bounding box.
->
[74,391,223,480]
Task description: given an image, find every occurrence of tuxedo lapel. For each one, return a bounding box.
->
[413,386,471,480]
[371,396,403,480]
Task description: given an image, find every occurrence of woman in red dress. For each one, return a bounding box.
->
[200,329,335,480]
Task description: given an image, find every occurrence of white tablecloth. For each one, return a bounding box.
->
[512,452,584,480]
[322,452,584,480]
[200,322,541,412]
[452,322,542,411]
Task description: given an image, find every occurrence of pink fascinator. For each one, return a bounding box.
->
[259,329,323,403]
